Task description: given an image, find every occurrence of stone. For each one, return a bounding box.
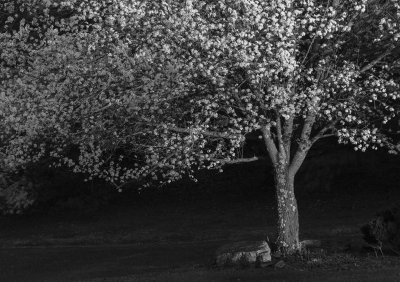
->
[258,259,275,268]
[215,240,271,267]
[300,239,322,249]
[274,260,286,269]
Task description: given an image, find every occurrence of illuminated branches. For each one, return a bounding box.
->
[0,0,399,188]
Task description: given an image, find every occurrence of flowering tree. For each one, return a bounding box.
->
[1,0,400,253]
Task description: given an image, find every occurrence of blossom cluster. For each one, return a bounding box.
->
[1,0,399,188]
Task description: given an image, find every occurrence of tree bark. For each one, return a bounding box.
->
[261,122,308,255]
[274,163,299,254]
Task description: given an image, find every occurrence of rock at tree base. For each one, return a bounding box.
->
[274,260,286,269]
[215,241,271,267]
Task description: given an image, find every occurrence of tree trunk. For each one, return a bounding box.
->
[274,164,299,254]
[261,121,310,255]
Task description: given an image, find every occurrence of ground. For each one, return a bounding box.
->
[1,145,400,281]
[2,193,400,281]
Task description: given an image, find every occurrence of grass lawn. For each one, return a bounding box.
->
[1,147,400,281]
[2,190,400,281]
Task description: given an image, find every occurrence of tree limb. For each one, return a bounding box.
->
[299,112,316,143]
[275,111,283,148]
[289,149,308,178]
[310,120,338,144]
[211,156,265,165]
[283,116,294,141]
[315,133,335,140]
[261,125,278,166]
[360,46,396,73]
[138,117,236,139]
[289,112,316,176]
[166,126,239,139]
[283,115,294,157]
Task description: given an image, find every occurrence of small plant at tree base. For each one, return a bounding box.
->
[1,0,400,254]
[361,206,400,256]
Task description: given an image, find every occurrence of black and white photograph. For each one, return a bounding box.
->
[1,0,400,281]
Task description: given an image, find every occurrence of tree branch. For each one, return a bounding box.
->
[283,115,294,157]
[310,120,338,144]
[162,125,239,139]
[90,103,113,115]
[141,121,241,139]
[283,116,294,140]
[261,125,278,166]
[289,112,316,177]
[211,156,265,165]
[360,46,396,73]
[275,111,283,148]
[289,149,308,179]
[139,117,239,139]
[315,133,335,141]
[299,112,316,143]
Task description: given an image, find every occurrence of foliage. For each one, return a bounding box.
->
[361,205,400,254]
[0,173,36,214]
[2,0,399,187]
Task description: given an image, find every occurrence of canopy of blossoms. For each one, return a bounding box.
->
[0,0,399,188]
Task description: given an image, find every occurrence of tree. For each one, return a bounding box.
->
[1,0,400,254]
[124,0,400,254]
